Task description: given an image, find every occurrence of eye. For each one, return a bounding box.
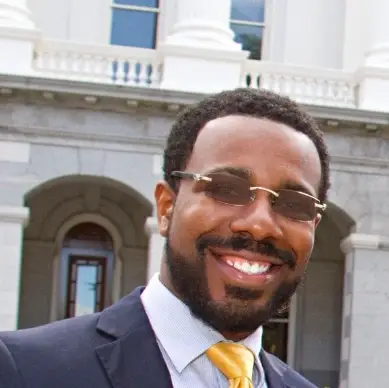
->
[212,182,243,198]
[278,199,304,210]
[273,190,316,221]
[204,173,252,205]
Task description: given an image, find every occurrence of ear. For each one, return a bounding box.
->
[313,213,322,229]
[154,181,175,238]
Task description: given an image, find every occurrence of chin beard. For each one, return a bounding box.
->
[164,237,301,334]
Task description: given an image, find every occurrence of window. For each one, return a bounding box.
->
[61,223,114,319]
[66,256,107,317]
[110,0,159,49]
[262,309,289,362]
[230,0,265,60]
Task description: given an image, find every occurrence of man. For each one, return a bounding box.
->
[0,88,329,388]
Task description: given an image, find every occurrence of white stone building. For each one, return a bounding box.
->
[0,0,389,387]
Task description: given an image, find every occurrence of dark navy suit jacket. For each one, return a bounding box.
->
[0,287,317,388]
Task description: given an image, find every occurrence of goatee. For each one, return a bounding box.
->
[164,234,302,334]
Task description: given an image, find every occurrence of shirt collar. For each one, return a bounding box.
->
[141,274,264,374]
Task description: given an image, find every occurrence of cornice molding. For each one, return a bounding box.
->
[1,74,389,131]
[330,155,389,175]
[0,74,204,109]
[0,125,165,154]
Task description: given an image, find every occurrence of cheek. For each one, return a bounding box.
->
[169,192,221,251]
[285,222,316,269]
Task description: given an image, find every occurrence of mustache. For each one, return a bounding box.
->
[196,235,296,269]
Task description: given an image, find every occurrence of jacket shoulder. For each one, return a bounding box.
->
[0,313,101,352]
[264,352,318,388]
[0,338,24,388]
[0,314,106,387]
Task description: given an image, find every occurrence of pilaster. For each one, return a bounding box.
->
[339,233,389,388]
[145,216,165,282]
[0,205,29,330]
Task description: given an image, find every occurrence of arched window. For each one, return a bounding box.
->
[110,0,159,49]
[230,0,265,60]
[61,223,114,319]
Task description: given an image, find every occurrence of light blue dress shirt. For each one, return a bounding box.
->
[141,274,268,388]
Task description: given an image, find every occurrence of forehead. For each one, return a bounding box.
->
[186,115,322,194]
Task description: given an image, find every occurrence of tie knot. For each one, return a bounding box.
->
[206,342,255,381]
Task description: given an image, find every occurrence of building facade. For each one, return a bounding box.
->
[1,0,389,387]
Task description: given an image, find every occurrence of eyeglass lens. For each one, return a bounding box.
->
[200,172,318,221]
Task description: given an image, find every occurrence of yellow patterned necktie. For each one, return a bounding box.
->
[206,342,255,388]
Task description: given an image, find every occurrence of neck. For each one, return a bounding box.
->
[159,259,181,298]
[159,259,257,342]
[221,331,253,342]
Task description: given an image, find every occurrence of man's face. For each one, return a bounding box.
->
[155,115,322,337]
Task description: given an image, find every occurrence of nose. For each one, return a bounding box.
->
[229,191,283,241]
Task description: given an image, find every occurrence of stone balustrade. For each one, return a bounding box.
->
[30,39,358,108]
[242,60,357,108]
[33,40,162,87]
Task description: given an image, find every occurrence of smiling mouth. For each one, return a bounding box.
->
[226,258,273,275]
[210,251,283,278]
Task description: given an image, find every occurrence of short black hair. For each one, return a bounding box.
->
[163,88,330,202]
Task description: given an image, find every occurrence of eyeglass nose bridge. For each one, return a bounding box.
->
[249,186,279,201]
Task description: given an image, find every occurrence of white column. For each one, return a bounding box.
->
[364,0,389,67]
[355,0,389,111]
[159,0,248,93]
[166,0,238,49]
[145,216,165,282]
[339,233,389,388]
[0,206,29,331]
[0,0,40,75]
[0,0,34,29]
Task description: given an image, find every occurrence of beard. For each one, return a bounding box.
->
[165,234,302,334]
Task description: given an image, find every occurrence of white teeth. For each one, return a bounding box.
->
[226,260,271,275]
[242,262,251,272]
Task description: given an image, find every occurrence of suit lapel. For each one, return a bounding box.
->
[260,350,288,388]
[95,287,173,388]
[94,287,296,388]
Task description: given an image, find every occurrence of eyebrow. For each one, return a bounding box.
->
[205,166,253,180]
[279,181,317,198]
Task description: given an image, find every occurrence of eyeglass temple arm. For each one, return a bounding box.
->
[171,171,212,182]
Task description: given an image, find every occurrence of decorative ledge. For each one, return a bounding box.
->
[145,216,159,236]
[341,233,389,253]
[0,206,29,225]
